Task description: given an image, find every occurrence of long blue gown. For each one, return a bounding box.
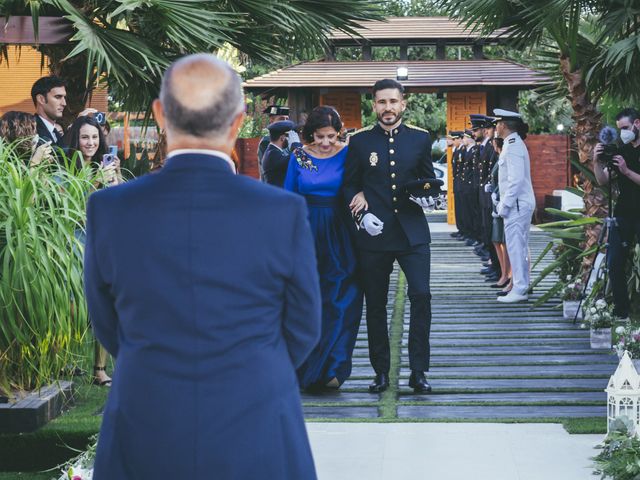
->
[284,146,363,389]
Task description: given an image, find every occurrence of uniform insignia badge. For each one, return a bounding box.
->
[369,152,378,166]
[424,183,431,190]
[508,138,516,144]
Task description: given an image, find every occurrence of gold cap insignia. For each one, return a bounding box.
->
[369,152,378,167]
[424,183,431,190]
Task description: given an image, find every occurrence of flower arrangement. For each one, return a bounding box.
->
[293,147,318,172]
[614,326,640,360]
[57,435,97,480]
[583,298,613,330]
[561,276,584,301]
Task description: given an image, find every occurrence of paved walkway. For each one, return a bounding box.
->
[302,215,617,419]
[308,423,601,480]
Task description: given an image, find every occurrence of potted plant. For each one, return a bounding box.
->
[585,298,613,349]
[614,326,640,371]
[561,276,584,319]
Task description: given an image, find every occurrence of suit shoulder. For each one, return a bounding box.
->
[349,125,374,137]
[406,124,430,135]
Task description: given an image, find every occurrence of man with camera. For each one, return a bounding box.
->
[593,108,640,321]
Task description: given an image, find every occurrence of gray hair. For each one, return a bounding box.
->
[160,54,244,139]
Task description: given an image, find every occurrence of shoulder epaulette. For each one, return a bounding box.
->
[349,125,375,136]
[508,138,516,144]
[406,124,429,134]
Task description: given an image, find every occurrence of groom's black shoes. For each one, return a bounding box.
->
[409,370,431,393]
[369,373,389,393]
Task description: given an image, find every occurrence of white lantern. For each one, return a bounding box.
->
[605,351,640,435]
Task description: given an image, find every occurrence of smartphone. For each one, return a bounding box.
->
[101,146,118,167]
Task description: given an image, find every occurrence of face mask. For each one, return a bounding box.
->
[620,125,638,144]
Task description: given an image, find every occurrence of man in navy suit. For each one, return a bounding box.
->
[84,54,322,479]
[31,76,67,147]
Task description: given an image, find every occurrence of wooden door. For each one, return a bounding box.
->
[320,90,362,130]
[445,92,486,225]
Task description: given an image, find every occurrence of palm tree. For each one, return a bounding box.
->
[1,0,382,120]
[437,0,640,271]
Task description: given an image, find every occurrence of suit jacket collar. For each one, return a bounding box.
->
[35,115,57,144]
[375,122,405,137]
[162,151,236,174]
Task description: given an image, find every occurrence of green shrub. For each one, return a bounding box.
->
[0,141,96,396]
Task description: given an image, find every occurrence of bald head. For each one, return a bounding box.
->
[159,54,244,140]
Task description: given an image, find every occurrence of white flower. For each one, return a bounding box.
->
[566,275,572,281]
[580,323,587,329]
[596,299,607,308]
[590,307,597,314]
[616,326,626,335]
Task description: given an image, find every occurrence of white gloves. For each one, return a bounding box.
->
[287,130,301,145]
[492,210,500,218]
[410,195,435,210]
[484,183,493,193]
[362,213,384,236]
[497,203,511,218]
[491,192,499,207]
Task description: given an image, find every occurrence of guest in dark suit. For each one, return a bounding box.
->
[31,76,67,147]
[263,120,302,187]
[343,78,435,394]
[258,104,292,179]
[84,54,322,480]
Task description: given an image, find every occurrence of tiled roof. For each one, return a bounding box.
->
[243,60,549,90]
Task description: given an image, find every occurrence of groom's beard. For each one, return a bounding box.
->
[377,110,403,126]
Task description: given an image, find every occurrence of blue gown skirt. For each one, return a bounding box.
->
[297,195,363,389]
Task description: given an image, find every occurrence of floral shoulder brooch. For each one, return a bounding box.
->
[293,147,318,172]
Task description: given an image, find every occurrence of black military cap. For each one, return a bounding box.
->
[447,130,464,139]
[263,105,290,116]
[403,178,445,197]
[463,129,474,138]
[267,120,296,137]
[469,114,495,130]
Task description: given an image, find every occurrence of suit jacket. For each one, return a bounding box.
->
[84,152,321,479]
[263,142,300,187]
[344,123,434,251]
[35,115,62,147]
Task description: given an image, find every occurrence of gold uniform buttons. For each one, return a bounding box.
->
[394,209,398,213]
[389,138,394,143]
[390,161,396,166]
[393,197,397,202]
[389,149,395,154]
[392,185,397,190]
[391,173,396,178]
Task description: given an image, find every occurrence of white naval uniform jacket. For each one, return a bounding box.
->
[497,132,535,216]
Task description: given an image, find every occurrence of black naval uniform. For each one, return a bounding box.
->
[458,144,475,241]
[262,143,292,187]
[452,145,466,238]
[344,122,434,376]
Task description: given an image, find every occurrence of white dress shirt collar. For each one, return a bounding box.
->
[38,115,57,139]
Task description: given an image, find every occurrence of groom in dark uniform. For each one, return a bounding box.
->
[344,78,435,394]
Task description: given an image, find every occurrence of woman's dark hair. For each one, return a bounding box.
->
[0,111,38,161]
[492,136,504,152]
[302,106,343,144]
[63,116,106,169]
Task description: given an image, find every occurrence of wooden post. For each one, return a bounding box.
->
[400,40,408,61]
[362,42,372,61]
[436,41,446,60]
[473,42,484,60]
[124,112,130,160]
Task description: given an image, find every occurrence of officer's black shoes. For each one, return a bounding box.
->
[369,373,390,393]
[408,371,432,394]
[480,267,494,275]
[465,239,475,246]
[485,274,500,282]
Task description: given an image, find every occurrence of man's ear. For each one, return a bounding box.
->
[36,93,46,106]
[152,99,165,130]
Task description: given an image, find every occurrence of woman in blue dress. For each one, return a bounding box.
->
[284,106,364,390]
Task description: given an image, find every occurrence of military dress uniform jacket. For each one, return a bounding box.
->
[343,123,434,251]
[497,132,536,212]
[262,142,301,187]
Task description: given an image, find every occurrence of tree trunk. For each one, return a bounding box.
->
[559,55,607,272]
[560,56,607,271]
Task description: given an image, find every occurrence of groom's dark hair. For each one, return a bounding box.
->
[372,79,405,97]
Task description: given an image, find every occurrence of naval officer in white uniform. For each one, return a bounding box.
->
[493,109,535,303]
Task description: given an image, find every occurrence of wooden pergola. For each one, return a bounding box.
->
[243,17,554,224]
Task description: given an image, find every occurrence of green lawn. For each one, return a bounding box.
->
[0,384,107,473]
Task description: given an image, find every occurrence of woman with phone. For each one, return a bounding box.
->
[0,111,54,166]
[64,115,122,386]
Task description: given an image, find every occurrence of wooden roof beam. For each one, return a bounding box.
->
[0,16,73,45]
